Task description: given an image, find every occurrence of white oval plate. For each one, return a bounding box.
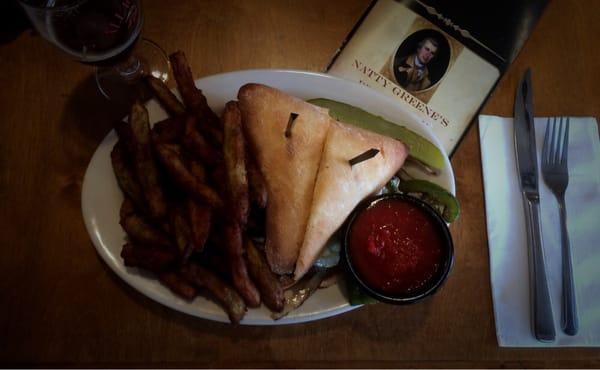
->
[81,70,455,325]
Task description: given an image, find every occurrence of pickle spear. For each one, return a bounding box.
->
[308,98,445,173]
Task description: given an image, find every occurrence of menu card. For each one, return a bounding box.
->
[326,0,548,155]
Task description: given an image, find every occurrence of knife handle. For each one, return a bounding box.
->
[524,195,556,342]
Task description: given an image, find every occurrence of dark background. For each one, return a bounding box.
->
[403,0,549,70]
[0,1,30,45]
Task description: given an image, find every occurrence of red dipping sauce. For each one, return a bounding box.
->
[348,197,446,296]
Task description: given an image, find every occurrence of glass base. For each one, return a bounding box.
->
[95,38,169,105]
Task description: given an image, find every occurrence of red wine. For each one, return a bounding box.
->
[40,0,141,62]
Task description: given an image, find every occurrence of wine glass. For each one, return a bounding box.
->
[19,0,169,103]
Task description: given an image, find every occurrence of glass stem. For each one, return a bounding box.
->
[117,55,144,83]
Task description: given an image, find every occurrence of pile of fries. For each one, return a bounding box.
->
[112,51,284,323]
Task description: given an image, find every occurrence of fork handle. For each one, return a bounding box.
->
[558,195,579,335]
[524,195,556,342]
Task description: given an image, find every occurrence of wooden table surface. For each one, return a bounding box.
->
[1,0,599,367]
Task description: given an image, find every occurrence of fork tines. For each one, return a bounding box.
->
[543,117,571,171]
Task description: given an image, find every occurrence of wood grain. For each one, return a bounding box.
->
[0,0,599,367]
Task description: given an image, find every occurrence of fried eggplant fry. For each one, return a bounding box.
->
[224,222,260,307]
[188,159,207,183]
[155,144,223,209]
[182,115,221,167]
[205,250,230,279]
[146,75,186,116]
[111,142,145,210]
[201,120,225,149]
[222,101,249,226]
[159,271,197,300]
[180,263,247,324]
[169,50,223,146]
[129,102,168,220]
[209,165,227,197]
[121,214,173,249]
[168,51,203,111]
[246,240,284,312]
[245,153,268,209]
[170,204,194,262]
[120,243,177,273]
[151,114,187,144]
[114,120,136,157]
[187,199,211,254]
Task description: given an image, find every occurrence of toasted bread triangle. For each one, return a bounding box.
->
[294,121,408,280]
[238,83,331,274]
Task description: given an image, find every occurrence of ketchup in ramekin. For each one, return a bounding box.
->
[344,193,453,304]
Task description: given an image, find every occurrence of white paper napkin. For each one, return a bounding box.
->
[479,115,600,347]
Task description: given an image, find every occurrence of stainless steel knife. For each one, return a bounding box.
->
[513,69,556,342]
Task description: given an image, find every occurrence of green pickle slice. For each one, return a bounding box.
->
[397,179,460,223]
[308,98,445,172]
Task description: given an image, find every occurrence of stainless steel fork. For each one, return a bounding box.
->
[541,117,578,336]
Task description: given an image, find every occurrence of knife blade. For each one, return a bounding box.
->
[514,69,556,342]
